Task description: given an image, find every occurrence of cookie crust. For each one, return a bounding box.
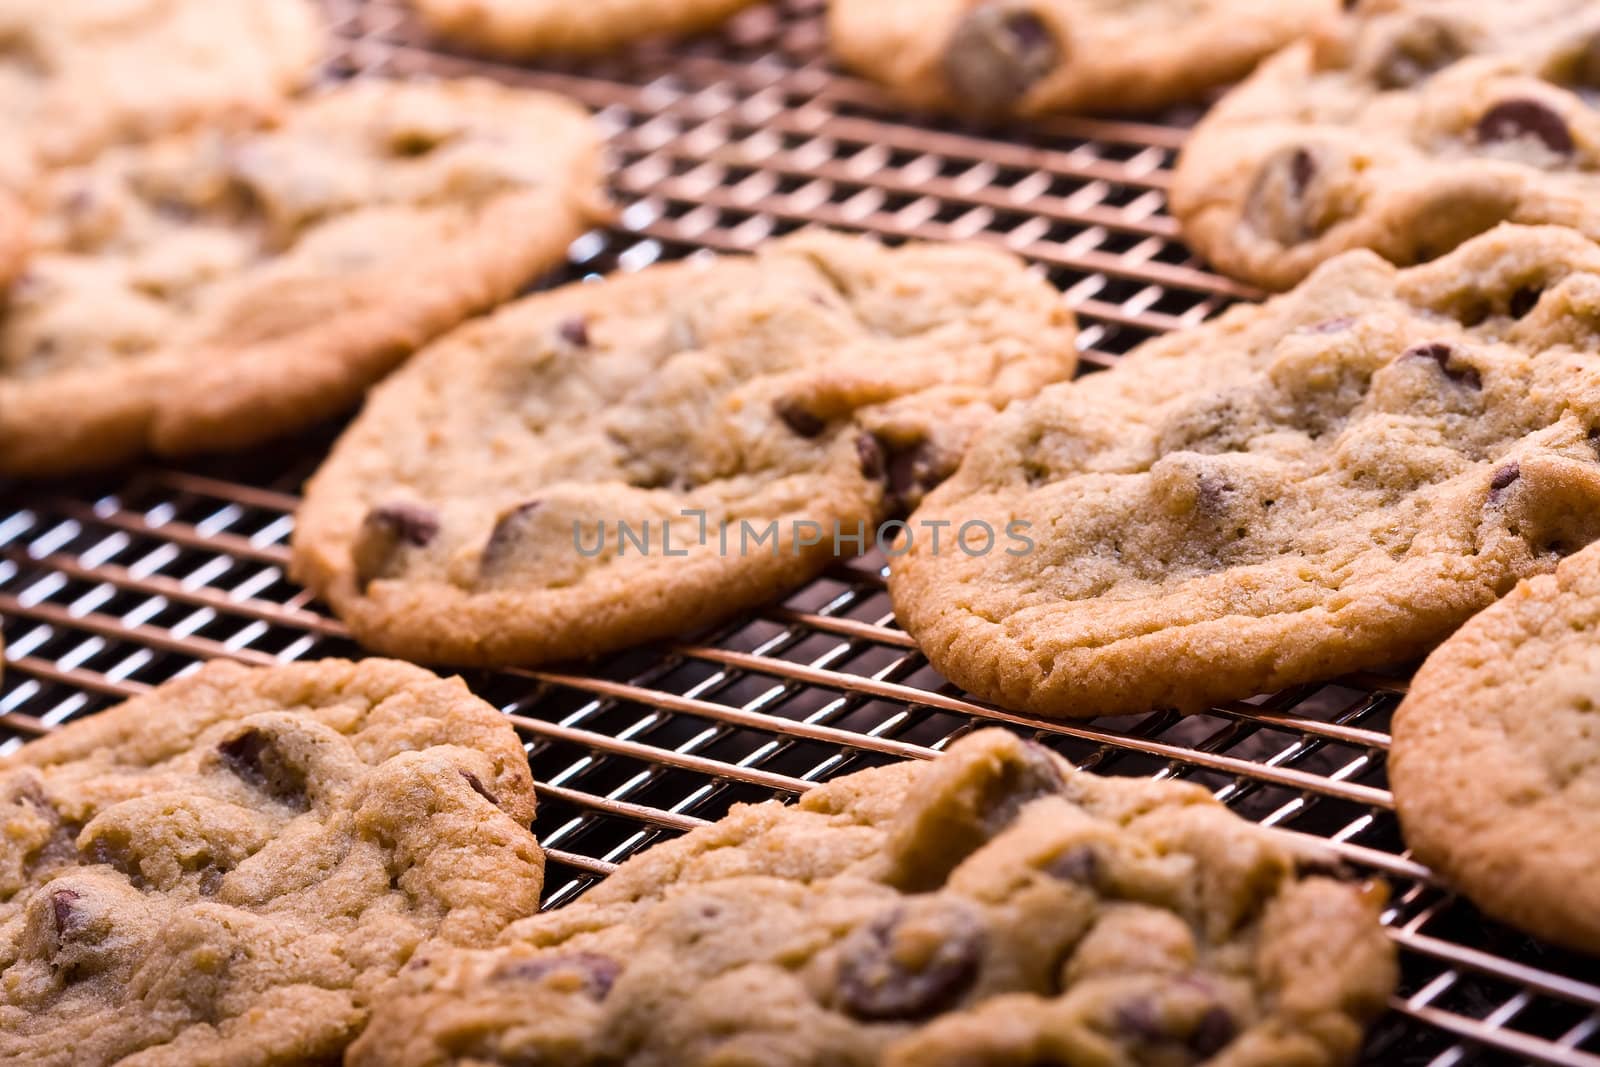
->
[0,657,543,1067]
[412,0,761,56]
[0,78,609,477]
[292,231,1076,668]
[1391,540,1600,955]
[891,225,1600,718]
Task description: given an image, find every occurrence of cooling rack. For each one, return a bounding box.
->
[2,1,1598,1064]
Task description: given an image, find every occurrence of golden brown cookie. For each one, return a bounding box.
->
[292,231,1077,668]
[0,77,609,477]
[0,0,325,193]
[1173,0,1600,290]
[412,0,760,56]
[830,0,1337,117]
[1391,539,1600,956]
[0,657,543,1067]
[890,224,1600,718]
[349,730,1396,1067]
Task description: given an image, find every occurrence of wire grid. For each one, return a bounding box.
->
[1,1,1597,1064]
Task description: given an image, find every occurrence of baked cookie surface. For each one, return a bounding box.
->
[349,729,1396,1067]
[0,77,609,477]
[829,0,1336,118]
[1391,540,1600,956]
[1172,0,1600,290]
[0,0,324,192]
[890,225,1600,718]
[0,657,543,1067]
[413,0,761,56]
[291,231,1077,668]
[0,190,25,290]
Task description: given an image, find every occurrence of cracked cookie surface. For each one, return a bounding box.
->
[829,0,1335,118]
[292,230,1077,668]
[0,0,324,193]
[0,657,542,1067]
[1173,0,1600,290]
[1391,539,1600,956]
[349,729,1395,1067]
[890,225,1600,718]
[412,0,761,56]
[0,77,609,477]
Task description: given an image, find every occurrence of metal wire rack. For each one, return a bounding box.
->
[2,1,1598,1064]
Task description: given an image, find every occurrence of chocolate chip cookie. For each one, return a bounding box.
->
[829,0,1337,118]
[0,0,325,193]
[349,729,1396,1067]
[1173,0,1600,290]
[0,657,543,1067]
[291,231,1077,668]
[1391,540,1600,955]
[412,0,761,56]
[0,77,609,477]
[891,224,1600,718]
[0,189,24,289]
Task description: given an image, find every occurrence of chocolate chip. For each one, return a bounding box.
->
[352,502,440,587]
[460,770,499,806]
[1489,462,1521,503]
[558,315,590,347]
[199,866,225,897]
[1509,286,1542,319]
[217,728,309,810]
[494,952,621,1000]
[1245,146,1321,245]
[1045,844,1100,887]
[1115,997,1164,1043]
[480,500,542,577]
[856,433,885,481]
[1400,341,1480,389]
[1190,1005,1238,1057]
[837,903,985,1021]
[81,837,146,889]
[1476,99,1574,155]
[774,397,826,438]
[49,888,81,937]
[1374,18,1466,90]
[941,4,1059,114]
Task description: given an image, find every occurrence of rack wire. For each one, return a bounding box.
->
[2,2,1598,1064]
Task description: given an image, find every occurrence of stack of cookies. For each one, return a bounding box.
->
[7,0,1600,1063]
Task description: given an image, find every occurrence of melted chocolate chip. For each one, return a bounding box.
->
[480,500,542,576]
[774,397,827,438]
[941,4,1060,114]
[856,433,886,481]
[460,770,499,806]
[217,728,309,810]
[1045,844,1100,887]
[1115,997,1164,1043]
[353,502,441,587]
[49,888,81,937]
[1476,99,1574,155]
[1246,146,1321,245]
[1489,462,1521,503]
[1191,1005,1239,1057]
[1400,341,1480,389]
[1374,18,1466,90]
[837,904,985,1021]
[494,952,622,1000]
[81,837,146,889]
[1508,286,1542,319]
[199,867,226,897]
[558,315,591,348]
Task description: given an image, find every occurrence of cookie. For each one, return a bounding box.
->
[291,230,1077,668]
[1391,541,1600,955]
[0,657,543,1067]
[0,190,25,290]
[412,0,760,56]
[349,728,1396,1067]
[0,77,609,477]
[0,0,324,193]
[1172,0,1600,291]
[829,0,1337,118]
[890,224,1600,719]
